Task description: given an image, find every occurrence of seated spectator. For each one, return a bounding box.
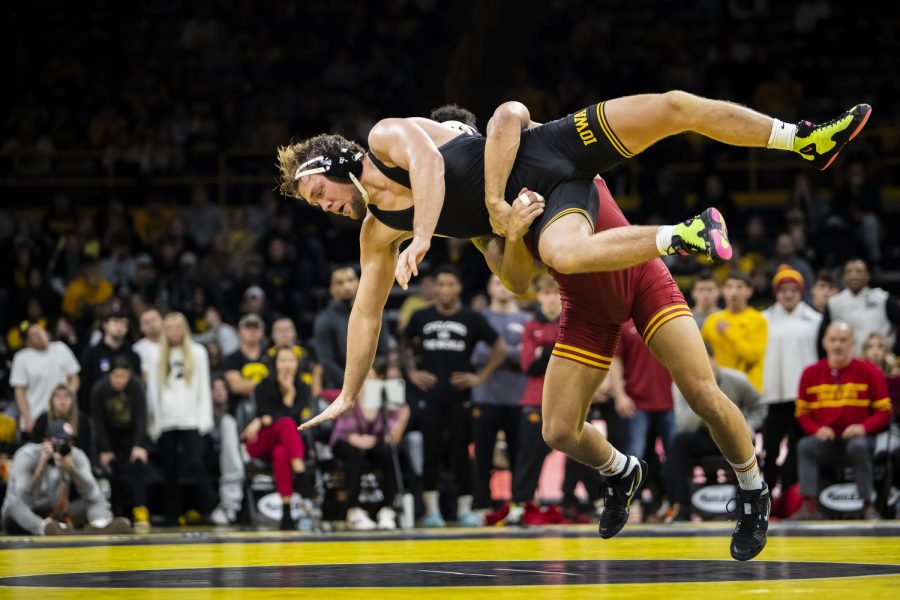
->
[330,361,409,530]
[241,346,315,531]
[210,376,244,525]
[1,420,131,535]
[223,313,268,416]
[61,256,113,327]
[669,343,766,521]
[150,312,217,525]
[33,385,94,465]
[90,357,150,531]
[194,305,239,357]
[10,323,81,437]
[794,322,892,520]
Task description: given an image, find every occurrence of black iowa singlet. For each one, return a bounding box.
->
[368,103,629,241]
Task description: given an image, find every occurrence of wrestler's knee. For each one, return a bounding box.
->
[680,377,729,423]
[540,239,580,274]
[542,418,574,453]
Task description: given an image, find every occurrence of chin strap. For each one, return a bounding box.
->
[349,172,369,205]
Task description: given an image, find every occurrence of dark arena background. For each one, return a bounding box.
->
[1,1,900,597]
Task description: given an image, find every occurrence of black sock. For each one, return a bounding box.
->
[280,503,294,529]
[293,471,314,499]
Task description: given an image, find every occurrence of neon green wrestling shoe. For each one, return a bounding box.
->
[794,104,872,170]
[668,207,732,263]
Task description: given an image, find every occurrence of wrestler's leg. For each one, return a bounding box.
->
[603,91,871,170]
[647,315,760,483]
[540,355,612,466]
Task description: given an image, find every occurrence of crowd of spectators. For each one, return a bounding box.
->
[0,0,899,533]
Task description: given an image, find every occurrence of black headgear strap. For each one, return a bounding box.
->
[293,147,368,203]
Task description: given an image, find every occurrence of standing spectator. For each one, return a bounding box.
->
[10,323,80,435]
[90,357,150,530]
[608,318,675,507]
[470,275,529,516]
[330,362,410,531]
[241,347,315,531]
[760,266,822,493]
[396,272,436,334]
[61,256,113,326]
[769,233,815,301]
[209,376,244,526]
[32,385,94,464]
[1,420,130,535]
[194,305,239,357]
[222,313,268,416]
[505,275,561,525]
[820,258,900,356]
[133,307,162,433]
[150,312,216,525]
[795,323,892,519]
[313,266,391,390]
[690,270,720,330]
[810,270,839,314]
[832,161,883,267]
[669,344,766,521]
[78,309,142,416]
[402,265,507,528]
[702,271,767,391]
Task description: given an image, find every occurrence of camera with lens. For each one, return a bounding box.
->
[52,439,71,456]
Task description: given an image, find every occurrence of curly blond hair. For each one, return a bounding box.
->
[275,134,364,200]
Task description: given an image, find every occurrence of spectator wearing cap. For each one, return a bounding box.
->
[313,266,392,390]
[150,312,217,525]
[10,323,80,435]
[818,258,900,357]
[91,356,151,530]
[194,305,240,357]
[701,270,768,391]
[61,256,113,325]
[2,418,131,536]
[78,309,142,417]
[223,313,268,415]
[761,266,822,492]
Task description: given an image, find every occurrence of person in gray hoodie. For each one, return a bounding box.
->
[2,419,131,535]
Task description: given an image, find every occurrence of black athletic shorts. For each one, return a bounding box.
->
[505,102,634,245]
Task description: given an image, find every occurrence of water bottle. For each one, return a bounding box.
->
[297,502,312,533]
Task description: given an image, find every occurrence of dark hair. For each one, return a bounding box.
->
[110,355,133,373]
[330,263,359,279]
[814,269,838,286]
[275,134,365,200]
[725,270,752,287]
[429,104,477,127]
[693,269,717,286]
[843,257,869,271]
[433,264,463,282]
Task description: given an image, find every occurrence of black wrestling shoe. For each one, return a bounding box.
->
[728,483,770,561]
[793,104,872,171]
[599,456,646,539]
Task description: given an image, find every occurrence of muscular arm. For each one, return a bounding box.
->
[369,118,445,288]
[301,217,410,430]
[471,233,543,295]
[484,102,542,235]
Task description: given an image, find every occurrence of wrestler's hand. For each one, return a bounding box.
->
[299,393,356,431]
[486,196,512,237]
[508,188,545,241]
[395,236,431,290]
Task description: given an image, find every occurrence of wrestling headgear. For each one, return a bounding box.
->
[293,147,368,204]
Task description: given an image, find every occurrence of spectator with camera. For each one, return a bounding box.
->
[32,385,94,465]
[10,322,80,437]
[330,360,410,530]
[241,346,315,530]
[150,312,217,525]
[2,419,131,535]
[90,356,151,531]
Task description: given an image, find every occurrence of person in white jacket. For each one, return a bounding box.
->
[761,266,822,493]
[152,312,217,525]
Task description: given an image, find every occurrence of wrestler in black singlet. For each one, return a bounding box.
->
[368,102,632,242]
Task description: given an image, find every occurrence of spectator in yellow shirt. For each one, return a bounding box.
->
[701,271,767,391]
[62,258,113,323]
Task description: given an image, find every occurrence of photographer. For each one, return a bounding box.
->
[1,419,131,535]
[330,360,409,530]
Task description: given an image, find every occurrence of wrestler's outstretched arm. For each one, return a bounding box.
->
[300,216,411,431]
[484,101,541,237]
